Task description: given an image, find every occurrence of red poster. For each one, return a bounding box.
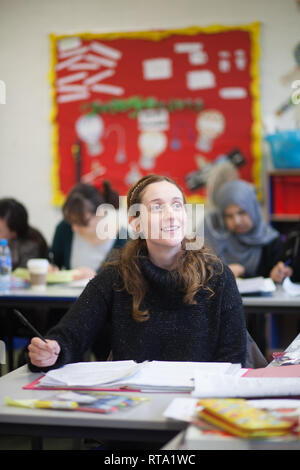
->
[50,24,261,205]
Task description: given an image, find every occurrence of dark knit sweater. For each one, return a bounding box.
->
[29,255,247,371]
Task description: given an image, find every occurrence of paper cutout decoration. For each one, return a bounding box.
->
[49,23,261,205]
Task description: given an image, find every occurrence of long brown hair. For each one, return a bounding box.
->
[108,174,222,322]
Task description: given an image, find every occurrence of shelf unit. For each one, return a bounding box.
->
[266,169,300,236]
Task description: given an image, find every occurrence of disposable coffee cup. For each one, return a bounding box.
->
[27,259,49,291]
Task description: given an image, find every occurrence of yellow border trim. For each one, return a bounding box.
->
[49,23,261,206]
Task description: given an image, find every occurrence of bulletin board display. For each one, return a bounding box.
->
[49,23,261,205]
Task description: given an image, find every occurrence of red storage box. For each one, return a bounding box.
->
[272,175,300,214]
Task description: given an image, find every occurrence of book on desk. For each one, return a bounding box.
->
[24,360,241,393]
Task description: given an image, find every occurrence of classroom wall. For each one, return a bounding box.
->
[0,0,299,244]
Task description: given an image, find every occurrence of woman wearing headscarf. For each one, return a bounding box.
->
[204,179,292,283]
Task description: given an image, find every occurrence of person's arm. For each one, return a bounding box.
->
[228,263,245,278]
[27,268,115,372]
[256,236,287,280]
[51,221,73,269]
[214,265,247,366]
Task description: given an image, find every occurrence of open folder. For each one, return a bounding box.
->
[24,360,241,393]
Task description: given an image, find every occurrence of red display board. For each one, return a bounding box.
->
[50,24,261,204]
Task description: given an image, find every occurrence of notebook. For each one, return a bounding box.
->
[24,360,240,393]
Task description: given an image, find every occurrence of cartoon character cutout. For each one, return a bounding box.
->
[75,114,105,156]
[137,109,169,170]
[195,110,225,153]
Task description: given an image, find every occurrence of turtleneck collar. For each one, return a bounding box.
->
[138,246,183,293]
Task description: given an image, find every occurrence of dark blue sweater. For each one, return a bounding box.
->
[29,254,247,371]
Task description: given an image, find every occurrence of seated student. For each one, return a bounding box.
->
[28,173,247,371]
[51,181,127,280]
[282,230,300,283]
[0,198,48,365]
[0,198,48,268]
[204,179,292,283]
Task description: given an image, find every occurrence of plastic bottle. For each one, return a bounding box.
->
[0,239,12,292]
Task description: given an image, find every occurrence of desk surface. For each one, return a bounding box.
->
[1,334,300,449]
[242,286,300,308]
[0,366,186,444]
[1,283,300,306]
[0,285,82,301]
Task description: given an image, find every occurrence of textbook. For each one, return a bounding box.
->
[197,398,294,438]
[6,391,149,414]
[24,360,241,393]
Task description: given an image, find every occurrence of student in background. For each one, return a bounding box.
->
[204,179,292,283]
[0,198,48,364]
[51,181,127,280]
[0,198,48,269]
[28,174,247,370]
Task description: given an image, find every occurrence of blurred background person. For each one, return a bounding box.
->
[0,198,48,269]
[51,181,127,280]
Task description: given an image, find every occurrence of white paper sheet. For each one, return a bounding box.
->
[192,372,300,398]
[283,277,300,296]
[39,361,141,387]
[163,397,199,422]
[39,361,240,391]
[236,277,276,294]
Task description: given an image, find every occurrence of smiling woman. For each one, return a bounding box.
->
[28,174,247,372]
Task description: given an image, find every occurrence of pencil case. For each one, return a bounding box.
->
[197,398,293,438]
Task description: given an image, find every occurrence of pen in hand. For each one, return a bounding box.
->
[13,309,59,355]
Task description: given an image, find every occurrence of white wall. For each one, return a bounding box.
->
[0,0,299,243]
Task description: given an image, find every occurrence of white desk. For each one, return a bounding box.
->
[0,285,83,309]
[242,286,300,313]
[163,333,300,451]
[0,366,187,449]
[1,284,300,371]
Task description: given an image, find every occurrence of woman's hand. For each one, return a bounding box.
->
[28,337,60,368]
[72,266,96,280]
[48,264,59,273]
[270,261,293,284]
[228,263,245,278]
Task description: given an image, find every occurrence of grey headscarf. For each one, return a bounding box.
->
[204,179,279,277]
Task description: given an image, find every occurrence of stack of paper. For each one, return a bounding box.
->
[37,360,241,392]
[39,361,142,388]
[236,277,276,295]
[283,277,300,297]
[192,364,300,398]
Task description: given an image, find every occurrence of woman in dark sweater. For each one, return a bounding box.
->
[28,174,247,370]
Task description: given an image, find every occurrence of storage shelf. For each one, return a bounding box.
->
[268,169,300,176]
[266,169,300,235]
[270,214,300,222]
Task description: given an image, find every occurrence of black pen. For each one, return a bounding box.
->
[13,309,59,354]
